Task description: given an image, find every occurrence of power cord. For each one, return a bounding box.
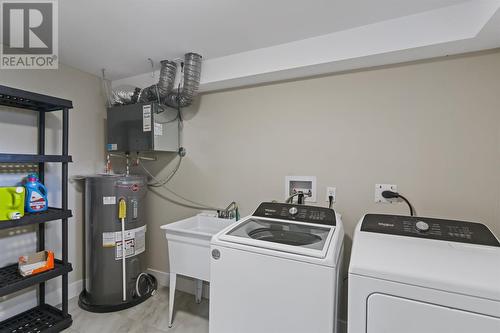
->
[328,195,334,209]
[382,190,415,216]
[297,192,305,205]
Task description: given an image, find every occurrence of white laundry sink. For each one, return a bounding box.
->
[162,213,234,243]
[161,214,235,327]
[161,214,234,281]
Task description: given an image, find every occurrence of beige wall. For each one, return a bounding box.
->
[145,49,500,276]
[0,65,105,316]
[0,49,498,317]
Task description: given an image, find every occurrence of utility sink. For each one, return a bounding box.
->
[162,214,234,243]
[161,214,235,327]
[161,214,234,281]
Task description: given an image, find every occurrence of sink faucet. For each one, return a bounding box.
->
[219,201,239,220]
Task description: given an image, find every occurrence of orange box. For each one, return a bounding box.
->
[18,251,54,277]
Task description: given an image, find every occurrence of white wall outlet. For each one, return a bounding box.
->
[325,187,336,203]
[375,184,397,203]
[285,176,317,202]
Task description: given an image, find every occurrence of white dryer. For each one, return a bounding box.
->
[210,202,344,333]
[348,214,500,333]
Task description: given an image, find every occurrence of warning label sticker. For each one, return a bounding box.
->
[103,196,116,205]
[143,105,152,132]
[102,225,146,260]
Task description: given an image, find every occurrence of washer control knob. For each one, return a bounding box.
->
[416,221,430,232]
[289,207,298,216]
[212,249,221,260]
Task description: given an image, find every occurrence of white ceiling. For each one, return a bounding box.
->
[59,0,500,92]
[60,0,470,80]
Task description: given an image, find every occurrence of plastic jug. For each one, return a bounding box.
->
[25,173,48,213]
[0,186,25,221]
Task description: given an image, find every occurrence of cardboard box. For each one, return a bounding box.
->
[18,250,54,277]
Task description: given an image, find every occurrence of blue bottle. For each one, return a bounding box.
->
[25,173,48,213]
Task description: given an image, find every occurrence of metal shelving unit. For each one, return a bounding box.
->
[0,154,73,163]
[0,85,73,332]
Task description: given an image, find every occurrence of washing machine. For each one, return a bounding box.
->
[348,214,500,333]
[210,202,345,333]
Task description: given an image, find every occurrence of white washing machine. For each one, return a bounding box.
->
[210,202,344,333]
[348,214,500,333]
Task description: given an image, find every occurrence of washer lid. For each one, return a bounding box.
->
[349,214,500,301]
[218,217,335,259]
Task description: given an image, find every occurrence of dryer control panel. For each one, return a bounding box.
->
[253,202,336,226]
[361,214,500,246]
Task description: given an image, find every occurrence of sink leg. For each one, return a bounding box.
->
[195,279,203,304]
[169,272,177,328]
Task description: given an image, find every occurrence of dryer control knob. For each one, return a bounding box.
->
[416,221,430,232]
[289,207,298,216]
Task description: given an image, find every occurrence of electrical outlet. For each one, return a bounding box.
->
[375,184,397,203]
[325,187,336,203]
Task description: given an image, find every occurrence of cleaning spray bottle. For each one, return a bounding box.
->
[25,173,48,213]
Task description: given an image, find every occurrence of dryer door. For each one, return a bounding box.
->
[367,293,500,333]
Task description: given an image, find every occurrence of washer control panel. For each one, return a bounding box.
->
[361,214,500,246]
[253,202,336,226]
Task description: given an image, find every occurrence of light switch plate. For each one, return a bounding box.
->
[375,184,397,203]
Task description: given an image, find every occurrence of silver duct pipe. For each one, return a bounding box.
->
[109,53,201,107]
[165,53,202,108]
[138,60,177,103]
[158,60,177,97]
[111,85,141,105]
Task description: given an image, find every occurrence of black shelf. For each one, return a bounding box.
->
[0,85,72,332]
[0,153,72,163]
[0,260,73,297]
[0,304,72,332]
[0,85,73,112]
[0,208,72,231]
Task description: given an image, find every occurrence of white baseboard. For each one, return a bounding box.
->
[147,268,210,299]
[0,279,83,321]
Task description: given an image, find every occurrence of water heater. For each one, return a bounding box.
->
[79,174,156,312]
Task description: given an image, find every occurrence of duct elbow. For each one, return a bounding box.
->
[110,52,202,108]
[165,52,202,108]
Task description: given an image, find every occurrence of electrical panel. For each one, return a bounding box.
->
[107,102,179,153]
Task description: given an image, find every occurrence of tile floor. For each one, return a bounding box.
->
[63,288,208,333]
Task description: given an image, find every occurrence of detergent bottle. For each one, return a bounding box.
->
[0,186,25,221]
[25,173,48,213]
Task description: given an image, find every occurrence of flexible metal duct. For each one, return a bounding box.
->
[110,54,201,107]
[158,60,177,97]
[137,60,178,103]
[111,85,141,105]
[165,53,202,108]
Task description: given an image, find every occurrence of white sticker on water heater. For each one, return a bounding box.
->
[154,122,163,136]
[143,105,152,132]
[103,196,116,205]
[101,225,146,260]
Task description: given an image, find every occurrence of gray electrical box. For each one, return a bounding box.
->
[107,102,179,153]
